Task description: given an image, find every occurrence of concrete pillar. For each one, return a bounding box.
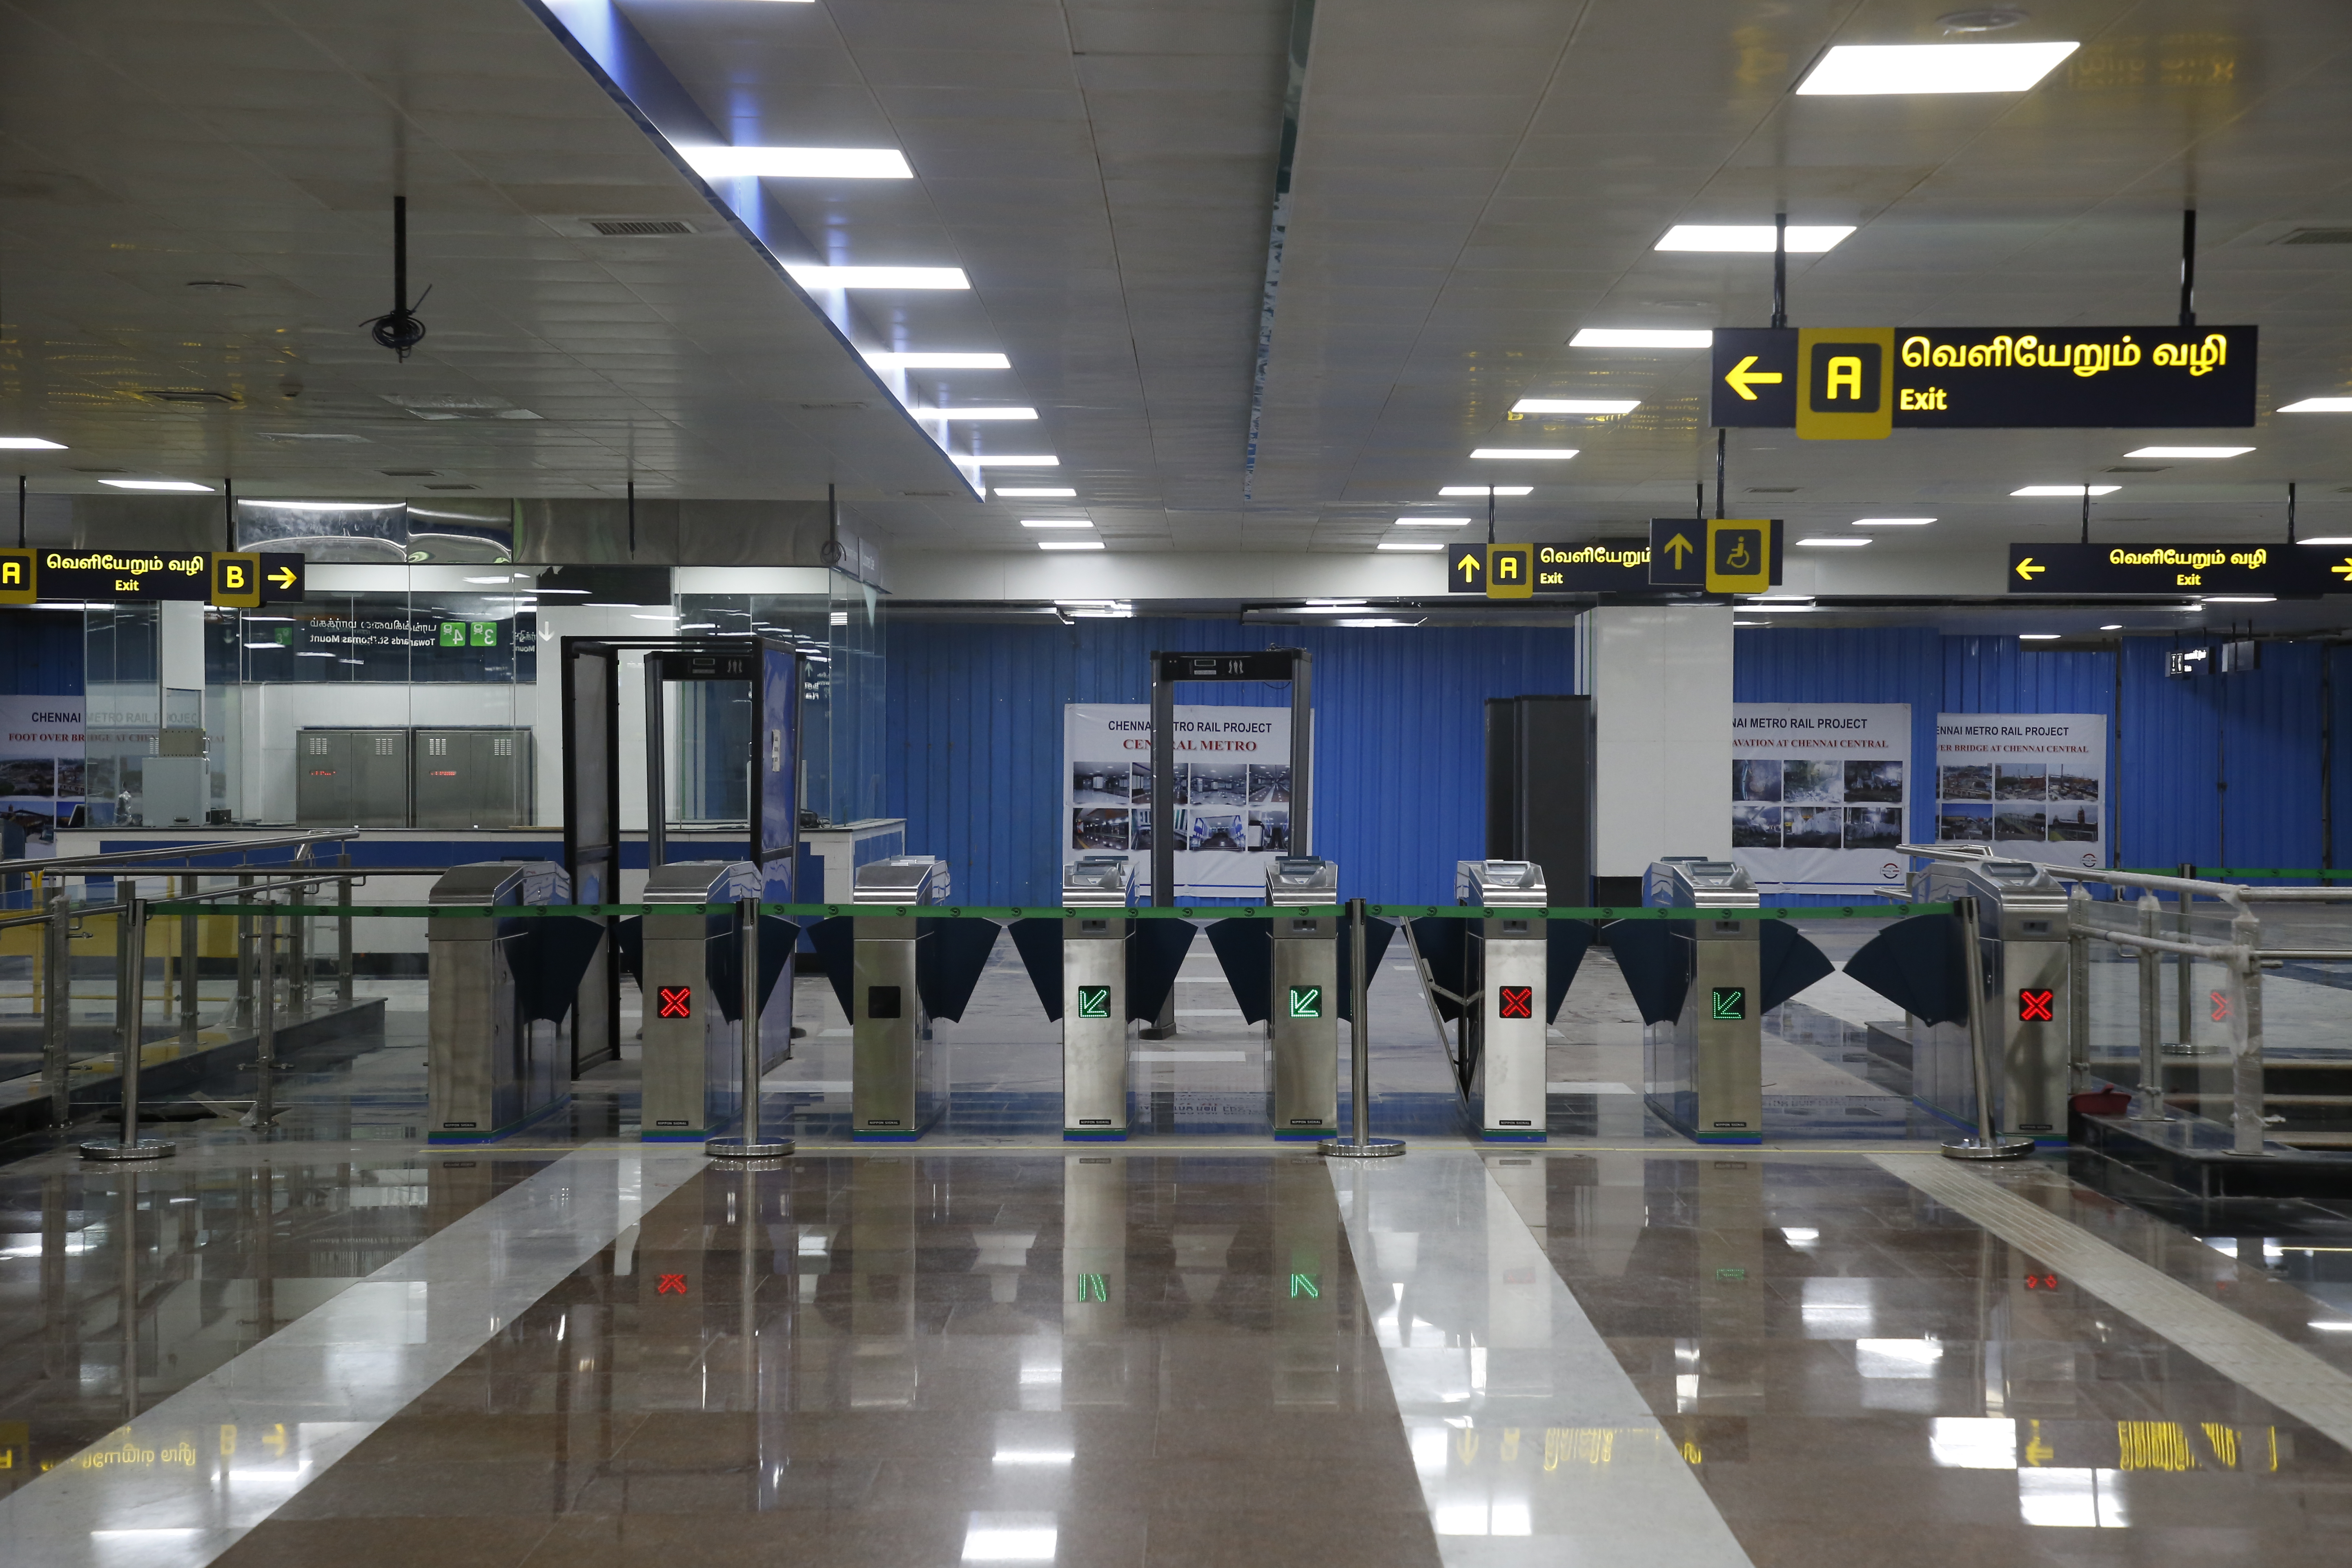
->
[1576,605,1733,882]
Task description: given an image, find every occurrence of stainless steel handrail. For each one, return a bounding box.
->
[0,829,359,878]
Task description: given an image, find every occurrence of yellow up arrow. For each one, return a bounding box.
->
[1722,355,1783,401]
[2015,557,2045,581]
[1663,532,1696,569]
[1455,551,1482,579]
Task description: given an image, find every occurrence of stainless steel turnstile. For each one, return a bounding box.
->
[1266,855,1340,1140]
[1062,856,1133,1141]
[639,860,761,1142]
[1642,857,1762,1145]
[1458,859,1548,1142]
[1910,855,2071,1139]
[428,861,572,1143]
[851,856,949,1141]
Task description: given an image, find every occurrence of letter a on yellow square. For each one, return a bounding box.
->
[1795,327,1893,440]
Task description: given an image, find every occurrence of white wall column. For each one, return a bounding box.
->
[1576,605,1732,878]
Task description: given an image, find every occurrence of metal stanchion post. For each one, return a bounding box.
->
[2174,869,2195,1053]
[82,893,173,1161]
[43,884,71,1126]
[710,895,790,1159]
[2129,893,2174,1122]
[2065,884,2090,1090]
[287,890,307,1017]
[233,871,255,1028]
[1322,898,1403,1158]
[2226,906,2270,1158]
[258,899,280,1073]
[1941,894,2033,1161]
[179,873,199,1048]
[336,863,354,1010]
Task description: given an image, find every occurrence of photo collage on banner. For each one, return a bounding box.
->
[1730,703,1912,895]
[1934,713,2107,870]
[1063,704,1294,899]
[0,697,84,826]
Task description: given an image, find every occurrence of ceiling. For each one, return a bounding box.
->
[7,0,2352,580]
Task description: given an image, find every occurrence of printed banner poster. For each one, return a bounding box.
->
[1731,703,1911,895]
[1064,704,1294,900]
[1934,713,2107,870]
[0,696,84,823]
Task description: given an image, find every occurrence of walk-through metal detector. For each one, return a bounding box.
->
[562,636,802,1087]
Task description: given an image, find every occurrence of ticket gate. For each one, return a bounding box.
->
[846,858,948,1140]
[427,861,594,1144]
[1893,853,2071,1140]
[1452,862,1573,1140]
[637,860,762,1142]
[1006,857,1195,1141]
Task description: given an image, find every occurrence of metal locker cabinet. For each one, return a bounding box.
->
[296,729,410,826]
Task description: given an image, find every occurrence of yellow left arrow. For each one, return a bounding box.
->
[1722,355,1783,401]
[2014,557,2045,581]
[269,566,298,589]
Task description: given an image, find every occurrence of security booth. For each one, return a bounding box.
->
[1899,853,2071,1140]
[427,860,590,1144]
[1006,856,1195,1141]
[636,859,762,1142]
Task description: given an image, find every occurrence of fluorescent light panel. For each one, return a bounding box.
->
[922,407,1036,420]
[0,437,64,449]
[1570,328,1713,348]
[684,147,911,179]
[2014,485,2119,497]
[1377,541,1444,552]
[995,487,1074,497]
[1797,42,2081,96]
[2203,595,2275,603]
[959,455,1058,466]
[1512,399,1639,414]
[2280,397,2352,413]
[1655,225,1854,253]
[1394,517,1471,527]
[1020,519,1092,529]
[867,352,1010,369]
[1470,448,1578,460]
[787,264,969,290]
[1038,541,1103,551]
[1440,486,1532,497]
[1797,537,1869,547]
[100,479,212,492]
[2019,634,2062,641]
[2125,445,2252,458]
[1854,517,1934,526]
[2297,536,2352,544]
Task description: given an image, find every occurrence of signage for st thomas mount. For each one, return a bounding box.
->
[2007,543,2352,596]
[1711,325,2255,432]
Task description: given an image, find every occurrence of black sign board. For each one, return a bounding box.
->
[1648,520,1704,587]
[2006,542,2352,596]
[1713,325,2256,430]
[1532,540,1652,594]
[650,651,755,682]
[1157,651,1299,682]
[38,549,210,601]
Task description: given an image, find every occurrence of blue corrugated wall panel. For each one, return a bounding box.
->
[1733,626,1943,845]
[2117,636,2323,873]
[2331,647,2352,870]
[886,620,1575,906]
[0,611,84,695]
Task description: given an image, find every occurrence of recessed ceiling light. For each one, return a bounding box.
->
[2279,397,2352,413]
[1733,620,1768,626]
[2099,624,2123,630]
[2019,634,2061,641]
[0,437,65,450]
[2202,595,2275,604]
[1655,225,1855,253]
[1511,399,1640,414]
[1470,448,1578,460]
[1376,541,1445,552]
[1570,328,1713,349]
[786,265,969,289]
[1853,517,1934,526]
[683,147,912,179]
[1038,540,1104,551]
[1334,619,1421,628]
[2297,536,2352,544]
[1797,537,1870,547]
[996,487,1075,497]
[961,457,1058,469]
[2013,485,2119,497]
[1737,604,1817,613]
[1020,519,1092,529]
[2125,445,2252,458]
[1394,517,1471,527]
[923,407,1037,420]
[99,479,213,492]
[1439,486,1532,496]
[1796,41,2080,95]
[868,351,1011,370]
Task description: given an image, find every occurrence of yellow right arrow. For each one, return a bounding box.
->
[1722,355,1784,401]
[267,566,298,589]
[2015,557,2045,581]
[1663,532,1696,569]
[2333,559,2352,583]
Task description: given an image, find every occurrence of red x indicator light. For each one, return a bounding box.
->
[2016,988,2054,1023]
[657,986,693,1019]
[1497,985,1534,1020]
[656,1273,688,1296]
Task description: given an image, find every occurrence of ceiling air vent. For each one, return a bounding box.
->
[381,469,439,477]
[1746,486,1798,494]
[2105,465,2167,473]
[590,218,695,237]
[423,483,479,491]
[799,401,871,411]
[2280,228,2352,245]
[145,388,238,404]
[543,214,717,239]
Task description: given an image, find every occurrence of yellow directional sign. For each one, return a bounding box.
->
[211,552,261,608]
[1795,327,1894,441]
[0,549,33,606]
[1449,546,1484,592]
[2332,559,2352,584]
[1487,543,1533,599]
[1704,520,1773,594]
[1661,532,1697,570]
[2015,557,2046,582]
[1722,355,1783,401]
[268,561,300,592]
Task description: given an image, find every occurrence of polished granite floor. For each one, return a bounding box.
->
[0,927,2348,1565]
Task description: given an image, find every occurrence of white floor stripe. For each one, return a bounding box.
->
[1329,1152,1753,1568]
[1871,1155,2352,1450]
[0,1146,706,1568]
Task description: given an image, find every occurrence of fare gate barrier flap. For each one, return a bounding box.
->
[805,914,1000,1025]
[607,912,795,1018]
[499,913,606,1024]
[1005,916,1194,1023]
[1409,917,1592,1027]
[1844,912,1970,1026]
[1608,915,1833,1026]
[1206,914,1394,1025]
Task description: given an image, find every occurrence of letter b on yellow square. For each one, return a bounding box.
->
[1795,327,1893,440]
[211,552,261,608]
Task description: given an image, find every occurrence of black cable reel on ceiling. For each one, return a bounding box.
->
[362,195,430,360]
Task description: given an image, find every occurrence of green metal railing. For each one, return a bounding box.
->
[151,900,1955,922]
